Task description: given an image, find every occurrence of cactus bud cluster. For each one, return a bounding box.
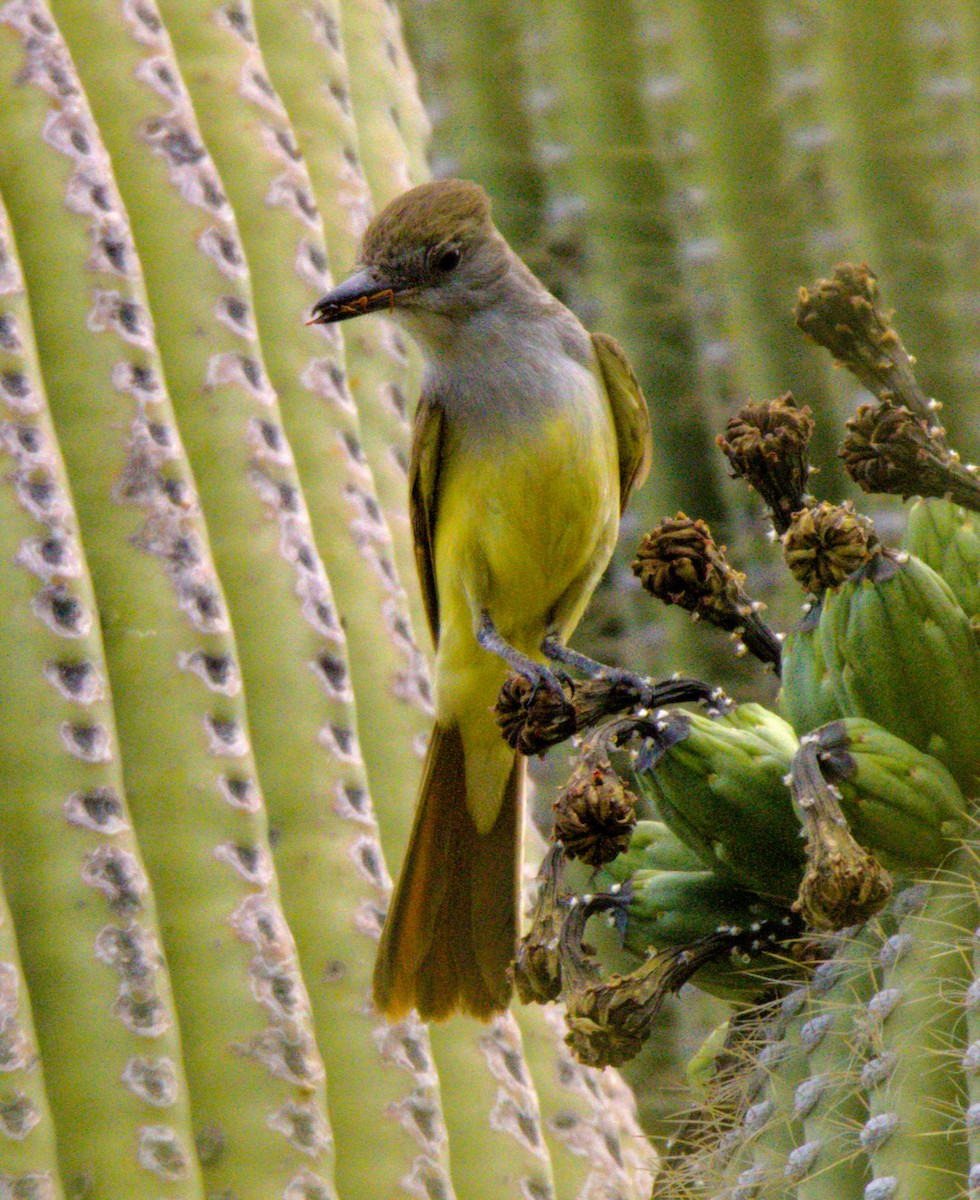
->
[517,263,980,1179]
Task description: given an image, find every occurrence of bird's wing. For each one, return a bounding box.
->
[591,331,652,513]
[408,392,445,646]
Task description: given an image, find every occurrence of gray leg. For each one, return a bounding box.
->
[477,611,565,698]
[540,634,608,680]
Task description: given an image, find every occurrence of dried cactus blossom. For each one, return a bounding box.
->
[716,392,815,533]
[790,737,893,931]
[633,514,782,669]
[842,401,980,511]
[552,749,637,867]
[794,264,939,427]
[493,672,577,755]
[781,501,881,594]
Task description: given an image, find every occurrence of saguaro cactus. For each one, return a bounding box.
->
[0,1,656,1198]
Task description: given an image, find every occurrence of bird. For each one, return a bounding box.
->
[309,179,651,1022]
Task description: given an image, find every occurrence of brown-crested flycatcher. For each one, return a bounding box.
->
[310,180,651,1022]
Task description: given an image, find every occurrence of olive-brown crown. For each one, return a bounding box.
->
[360,179,495,274]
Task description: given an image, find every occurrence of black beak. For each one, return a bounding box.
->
[307,268,401,325]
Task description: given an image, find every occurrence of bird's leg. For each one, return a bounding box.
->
[540,634,610,681]
[541,633,661,711]
[542,633,645,690]
[477,611,566,700]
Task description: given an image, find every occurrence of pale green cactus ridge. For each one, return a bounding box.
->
[517,1003,658,1200]
[423,1015,560,1200]
[967,923,980,1190]
[250,0,433,653]
[336,0,431,199]
[628,4,744,435]
[761,1,852,280]
[152,0,435,850]
[42,4,452,1197]
[818,554,980,793]
[0,861,64,1197]
[399,0,548,252]
[643,0,852,476]
[904,498,980,622]
[0,182,203,1200]
[0,6,338,1195]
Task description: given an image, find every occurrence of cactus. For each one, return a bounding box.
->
[501,260,980,1198]
[0,2,661,1198]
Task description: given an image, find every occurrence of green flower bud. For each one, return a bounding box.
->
[598,821,705,885]
[634,705,805,901]
[780,601,847,735]
[819,553,980,792]
[904,498,980,622]
[621,870,802,1003]
[810,718,967,872]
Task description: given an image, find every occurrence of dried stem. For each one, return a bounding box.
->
[790,736,892,930]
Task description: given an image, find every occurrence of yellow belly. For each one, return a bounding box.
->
[435,405,619,652]
[430,389,619,832]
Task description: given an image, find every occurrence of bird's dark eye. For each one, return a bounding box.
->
[435,247,461,273]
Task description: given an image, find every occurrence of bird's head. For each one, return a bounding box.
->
[308,180,511,338]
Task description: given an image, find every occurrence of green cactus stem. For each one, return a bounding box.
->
[0,181,202,1200]
[44,2,453,1196]
[0,7,336,1194]
[857,873,975,1200]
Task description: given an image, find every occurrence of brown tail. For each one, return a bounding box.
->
[373,721,522,1022]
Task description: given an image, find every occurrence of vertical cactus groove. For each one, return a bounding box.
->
[648,0,850,479]
[336,0,430,200]
[0,5,336,1196]
[152,0,434,850]
[815,0,980,457]
[249,0,432,650]
[400,0,548,253]
[0,181,202,1200]
[43,3,452,1197]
